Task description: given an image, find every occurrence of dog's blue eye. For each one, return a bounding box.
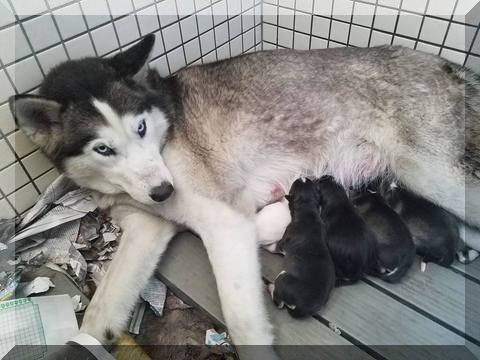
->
[94,144,115,156]
[138,119,146,138]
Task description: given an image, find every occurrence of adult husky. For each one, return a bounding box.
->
[10,34,480,348]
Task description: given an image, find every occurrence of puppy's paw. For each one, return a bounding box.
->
[457,249,480,264]
[269,285,285,309]
[420,261,427,272]
[267,283,275,299]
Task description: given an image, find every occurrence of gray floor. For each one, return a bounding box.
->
[156,233,480,360]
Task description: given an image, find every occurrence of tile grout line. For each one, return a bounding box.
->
[260,0,264,50]
[210,0,220,61]
[275,1,279,48]
[0,50,42,198]
[77,0,100,57]
[4,166,56,199]
[308,0,316,50]
[104,0,123,53]
[291,0,297,49]
[389,0,404,45]
[366,0,379,47]
[192,0,205,64]
[153,1,173,75]
[463,23,480,67]
[240,0,245,53]
[173,0,190,69]
[225,0,233,57]
[413,0,431,50]
[0,186,19,217]
[346,0,356,47]
[254,0,258,51]
[6,0,47,79]
[43,0,72,61]
[438,0,460,58]
[326,0,335,48]
[130,0,144,42]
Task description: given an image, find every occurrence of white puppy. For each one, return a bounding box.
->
[255,198,291,252]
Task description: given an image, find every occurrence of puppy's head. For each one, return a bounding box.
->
[314,176,347,206]
[286,178,318,211]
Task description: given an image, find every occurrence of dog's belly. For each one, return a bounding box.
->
[243,139,387,209]
[244,157,316,209]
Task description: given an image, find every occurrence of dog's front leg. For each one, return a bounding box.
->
[80,206,177,343]
[164,193,274,346]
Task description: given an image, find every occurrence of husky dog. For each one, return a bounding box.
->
[268,178,335,318]
[351,190,415,282]
[315,176,378,285]
[9,34,480,348]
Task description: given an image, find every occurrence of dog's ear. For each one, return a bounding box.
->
[9,95,63,156]
[108,34,155,79]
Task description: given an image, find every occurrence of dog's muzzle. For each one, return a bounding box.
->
[149,182,174,202]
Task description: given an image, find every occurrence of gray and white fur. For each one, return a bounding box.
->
[9,34,480,349]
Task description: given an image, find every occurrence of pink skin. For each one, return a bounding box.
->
[268,182,287,204]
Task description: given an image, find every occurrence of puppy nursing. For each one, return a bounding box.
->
[269,178,335,317]
[351,191,415,283]
[315,176,378,286]
[267,176,479,318]
[382,186,460,267]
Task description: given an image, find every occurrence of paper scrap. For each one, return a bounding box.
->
[205,329,231,346]
[0,270,21,301]
[328,322,342,335]
[141,277,167,316]
[17,276,55,297]
[128,301,147,335]
[71,295,86,312]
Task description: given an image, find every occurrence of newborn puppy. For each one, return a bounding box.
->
[351,191,415,283]
[256,198,291,253]
[269,178,335,318]
[315,176,377,286]
[383,185,459,267]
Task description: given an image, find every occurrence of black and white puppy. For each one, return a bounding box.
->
[269,178,335,318]
[382,185,459,267]
[315,176,377,286]
[351,190,415,283]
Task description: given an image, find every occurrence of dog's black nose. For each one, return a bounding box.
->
[150,182,174,202]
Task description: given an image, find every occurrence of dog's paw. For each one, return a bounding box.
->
[80,311,123,345]
[457,249,480,264]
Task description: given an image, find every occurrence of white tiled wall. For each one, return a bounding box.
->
[262,0,480,72]
[0,0,262,217]
[0,0,479,218]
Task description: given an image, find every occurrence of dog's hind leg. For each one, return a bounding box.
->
[80,206,177,344]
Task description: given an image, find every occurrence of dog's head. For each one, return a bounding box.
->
[9,35,177,205]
